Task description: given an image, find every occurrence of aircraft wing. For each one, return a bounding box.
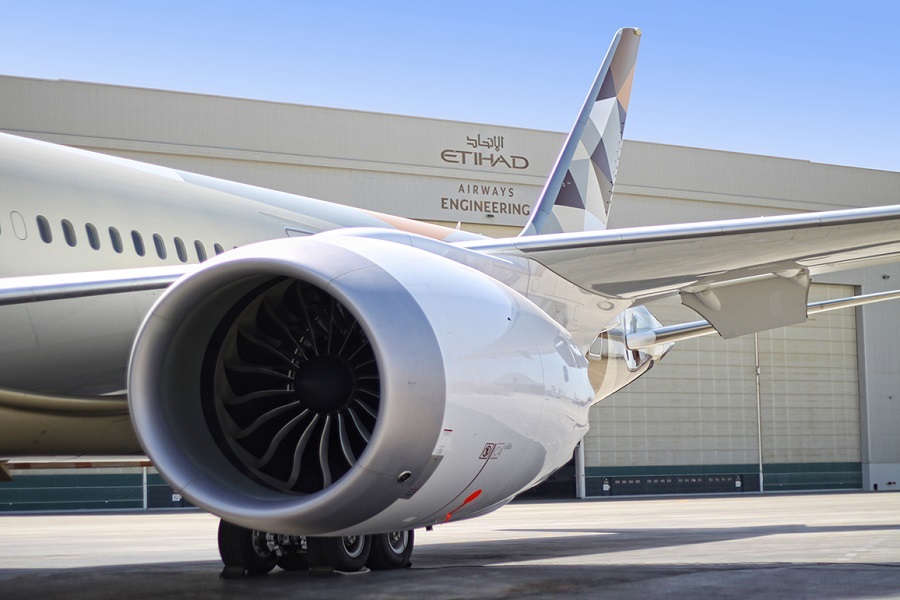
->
[5,203,900,340]
[463,204,900,337]
[0,265,190,306]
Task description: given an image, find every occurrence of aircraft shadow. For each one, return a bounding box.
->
[2,522,899,599]
[412,522,900,565]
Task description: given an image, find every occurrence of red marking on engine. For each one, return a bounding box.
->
[444,488,484,523]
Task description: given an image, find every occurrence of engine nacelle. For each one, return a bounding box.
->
[129,232,593,535]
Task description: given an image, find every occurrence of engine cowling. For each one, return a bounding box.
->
[128,232,593,535]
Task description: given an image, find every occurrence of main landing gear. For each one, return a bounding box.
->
[217,519,414,578]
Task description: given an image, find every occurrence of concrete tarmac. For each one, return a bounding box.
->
[1,492,899,599]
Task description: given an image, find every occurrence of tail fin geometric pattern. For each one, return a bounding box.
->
[521,27,641,236]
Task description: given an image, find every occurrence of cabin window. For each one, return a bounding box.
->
[61,219,77,247]
[214,243,225,256]
[85,223,100,250]
[174,237,187,263]
[194,240,207,262]
[109,227,123,253]
[153,234,167,259]
[37,216,52,243]
[132,230,145,256]
[10,212,26,240]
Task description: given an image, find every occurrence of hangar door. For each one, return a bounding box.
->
[583,283,860,495]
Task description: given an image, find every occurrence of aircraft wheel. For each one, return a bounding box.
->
[306,534,371,572]
[367,529,414,570]
[217,520,277,576]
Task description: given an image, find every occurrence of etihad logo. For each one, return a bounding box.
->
[440,133,530,170]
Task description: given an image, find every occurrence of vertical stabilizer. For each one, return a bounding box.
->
[521,27,640,236]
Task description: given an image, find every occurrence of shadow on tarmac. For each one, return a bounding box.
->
[3,522,900,599]
[416,523,900,565]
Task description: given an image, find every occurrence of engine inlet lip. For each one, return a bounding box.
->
[128,237,447,534]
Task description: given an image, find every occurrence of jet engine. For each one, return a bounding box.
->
[128,232,594,536]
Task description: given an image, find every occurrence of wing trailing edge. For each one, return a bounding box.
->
[465,202,900,338]
[466,203,900,299]
[626,288,900,350]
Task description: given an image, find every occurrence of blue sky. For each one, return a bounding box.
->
[3,1,899,172]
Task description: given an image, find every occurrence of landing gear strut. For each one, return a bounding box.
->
[217,519,414,577]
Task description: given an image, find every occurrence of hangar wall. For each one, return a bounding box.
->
[584,283,861,495]
[0,75,552,232]
[604,142,900,494]
[1,74,898,505]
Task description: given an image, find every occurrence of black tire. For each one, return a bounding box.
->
[367,530,414,570]
[306,535,371,572]
[277,552,309,571]
[217,520,277,576]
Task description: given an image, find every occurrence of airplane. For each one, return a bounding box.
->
[2,27,900,576]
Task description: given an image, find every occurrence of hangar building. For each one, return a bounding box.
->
[1,75,898,509]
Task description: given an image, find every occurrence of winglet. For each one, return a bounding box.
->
[521,27,641,236]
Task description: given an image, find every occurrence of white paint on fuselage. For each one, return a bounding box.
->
[0,131,666,444]
[0,133,475,396]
